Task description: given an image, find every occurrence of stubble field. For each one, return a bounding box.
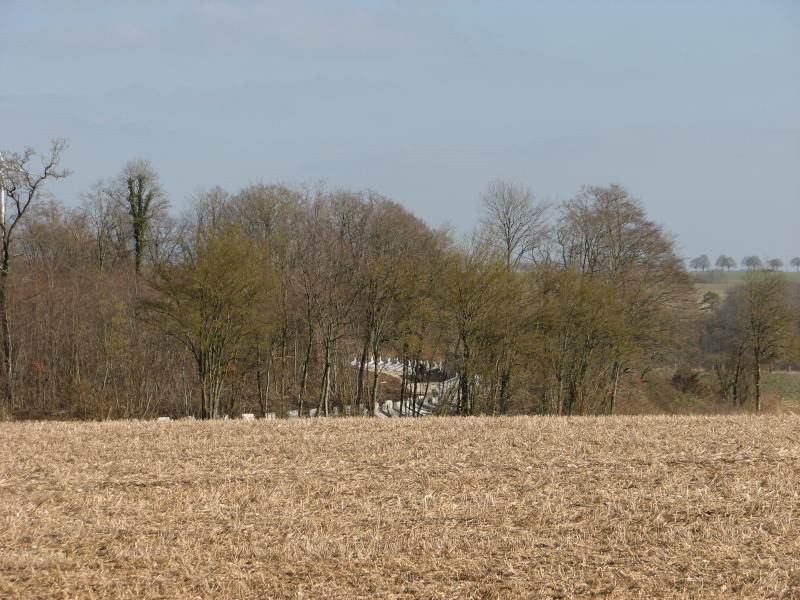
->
[2,416,799,599]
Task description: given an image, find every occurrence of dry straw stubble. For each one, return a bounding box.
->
[1,415,799,598]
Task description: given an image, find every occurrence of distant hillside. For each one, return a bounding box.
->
[692,270,800,300]
[692,270,800,284]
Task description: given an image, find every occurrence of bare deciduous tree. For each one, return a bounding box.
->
[741,271,794,412]
[767,258,783,271]
[480,179,548,270]
[742,255,762,270]
[689,255,710,271]
[715,255,736,271]
[80,181,131,270]
[0,140,69,407]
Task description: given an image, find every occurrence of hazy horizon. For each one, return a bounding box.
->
[2,0,798,261]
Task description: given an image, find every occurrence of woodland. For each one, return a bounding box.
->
[1,141,797,420]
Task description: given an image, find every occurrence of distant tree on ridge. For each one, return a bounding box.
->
[742,255,762,270]
[715,255,736,271]
[767,258,783,271]
[689,255,710,271]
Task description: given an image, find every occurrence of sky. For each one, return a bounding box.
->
[1,0,798,263]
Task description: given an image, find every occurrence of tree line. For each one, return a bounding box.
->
[689,255,800,272]
[0,141,797,420]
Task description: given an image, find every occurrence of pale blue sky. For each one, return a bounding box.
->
[2,0,798,261]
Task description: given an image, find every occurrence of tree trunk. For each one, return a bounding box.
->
[264,357,272,417]
[255,345,267,416]
[133,220,144,274]
[279,330,288,419]
[416,367,432,417]
[298,323,313,417]
[211,372,224,419]
[608,361,621,415]
[355,335,369,414]
[0,253,13,409]
[199,371,209,419]
[457,336,471,415]
[399,346,408,417]
[498,369,511,415]
[370,347,380,416]
[732,347,744,405]
[410,360,419,417]
[753,349,762,413]
[319,337,332,417]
